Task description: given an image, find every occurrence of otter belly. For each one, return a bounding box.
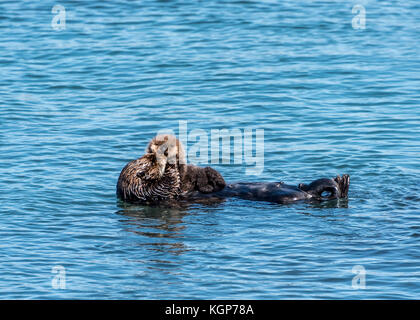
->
[184,175,350,204]
[217,182,311,203]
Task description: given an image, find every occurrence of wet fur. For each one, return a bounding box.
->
[117,135,226,203]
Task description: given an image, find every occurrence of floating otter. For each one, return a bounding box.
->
[117,134,350,205]
[116,134,226,203]
[187,175,350,204]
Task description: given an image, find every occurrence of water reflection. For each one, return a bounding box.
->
[115,198,225,255]
[298,199,349,220]
[116,201,189,253]
[307,198,349,209]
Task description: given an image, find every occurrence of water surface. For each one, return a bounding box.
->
[0,0,419,299]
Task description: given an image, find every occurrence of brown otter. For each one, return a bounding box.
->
[117,134,350,204]
[116,134,226,203]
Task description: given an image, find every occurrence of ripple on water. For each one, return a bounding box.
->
[0,0,419,299]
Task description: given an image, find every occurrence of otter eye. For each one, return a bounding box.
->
[164,149,168,156]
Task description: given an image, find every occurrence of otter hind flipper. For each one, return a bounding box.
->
[334,174,350,198]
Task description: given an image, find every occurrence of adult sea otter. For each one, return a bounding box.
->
[116,134,349,205]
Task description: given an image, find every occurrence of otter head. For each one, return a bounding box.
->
[145,134,186,178]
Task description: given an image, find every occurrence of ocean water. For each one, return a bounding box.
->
[0,0,419,299]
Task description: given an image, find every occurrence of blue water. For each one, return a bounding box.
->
[1,0,419,299]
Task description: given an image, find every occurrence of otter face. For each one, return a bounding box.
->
[146,134,186,178]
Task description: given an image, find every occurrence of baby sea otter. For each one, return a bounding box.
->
[116,134,226,203]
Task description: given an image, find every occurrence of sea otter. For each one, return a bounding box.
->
[186,175,350,204]
[116,134,350,204]
[116,134,226,203]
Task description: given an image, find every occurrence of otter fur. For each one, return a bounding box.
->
[116,134,226,203]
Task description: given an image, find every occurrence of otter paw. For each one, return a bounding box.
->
[196,167,226,194]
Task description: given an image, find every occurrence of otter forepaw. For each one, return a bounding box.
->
[205,167,226,192]
[196,167,226,194]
